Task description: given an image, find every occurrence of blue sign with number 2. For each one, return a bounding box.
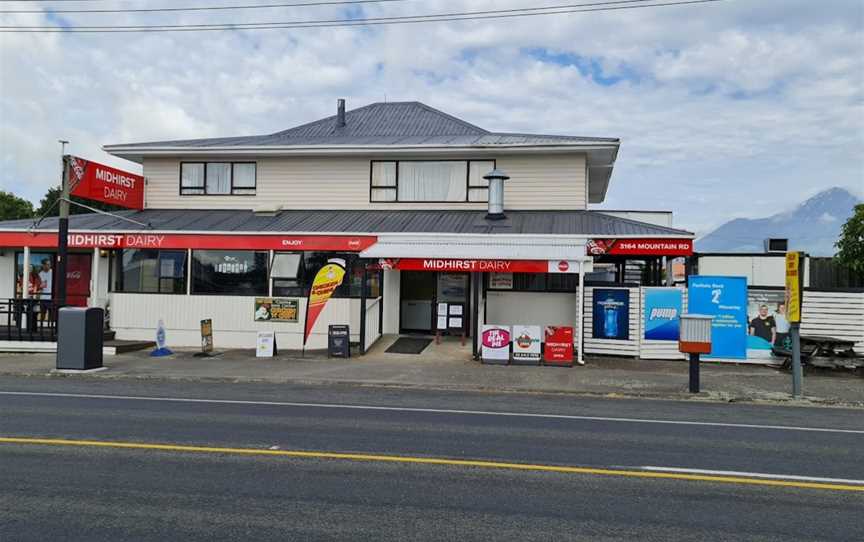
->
[687,275,748,359]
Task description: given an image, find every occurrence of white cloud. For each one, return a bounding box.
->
[0,0,861,233]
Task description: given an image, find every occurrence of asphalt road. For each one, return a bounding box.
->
[0,376,862,541]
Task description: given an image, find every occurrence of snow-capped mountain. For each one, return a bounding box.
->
[696,187,861,256]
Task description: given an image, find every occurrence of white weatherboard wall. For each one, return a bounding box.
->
[582,287,640,357]
[697,256,811,288]
[110,293,377,350]
[364,297,382,348]
[485,291,581,348]
[142,153,588,211]
[800,291,864,351]
[382,269,400,334]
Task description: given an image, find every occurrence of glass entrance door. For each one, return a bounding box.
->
[400,271,435,332]
[436,273,469,335]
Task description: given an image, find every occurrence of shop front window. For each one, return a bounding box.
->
[112,249,187,294]
[486,273,578,293]
[192,250,268,295]
[271,252,380,298]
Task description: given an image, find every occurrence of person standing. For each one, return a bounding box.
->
[37,258,53,321]
[749,304,777,345]
[773,302,790,348]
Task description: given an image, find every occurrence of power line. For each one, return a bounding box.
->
[0,0,726,32]
[2,0,663,28]
[0,0,410,14]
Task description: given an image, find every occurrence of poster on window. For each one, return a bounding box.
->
[511,325,541,365]
[16,252,53,300]
[303,259,347,345]
[254,298,299,322]
[489,273,513,289]
[688,275,748,360]
[643,288,683,341]
[481,325,510,364]
[592,289,630,340]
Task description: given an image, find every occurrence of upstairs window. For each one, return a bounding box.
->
[181,162,256,195]
[370,160,494,203]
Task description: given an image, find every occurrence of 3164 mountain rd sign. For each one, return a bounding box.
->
[69,155,145,210]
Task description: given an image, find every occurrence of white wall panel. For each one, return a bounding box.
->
[143,153,587,212]
[110,293,359,350]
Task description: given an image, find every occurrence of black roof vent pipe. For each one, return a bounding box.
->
[336,98,346,128]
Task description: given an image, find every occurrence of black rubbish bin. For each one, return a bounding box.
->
[56,307,104,370]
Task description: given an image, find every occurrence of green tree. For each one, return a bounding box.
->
[35,186,124,217]
[0,190,34,221]
[835,203,864,272]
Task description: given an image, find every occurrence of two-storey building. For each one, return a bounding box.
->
[0,100,694,361]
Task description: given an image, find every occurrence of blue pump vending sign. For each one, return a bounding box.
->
[592,288,630,340]
[643,288,683,341]
[687,275,748,359]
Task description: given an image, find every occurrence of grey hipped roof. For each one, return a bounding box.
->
[103,101,619,150]
[0,209,693,238]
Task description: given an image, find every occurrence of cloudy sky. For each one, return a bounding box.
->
[1,0,862,234]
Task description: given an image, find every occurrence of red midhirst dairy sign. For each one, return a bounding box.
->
[69,156,145,210]
[587,238,693,256]
[0,232,377,251]
[377,258,583,274]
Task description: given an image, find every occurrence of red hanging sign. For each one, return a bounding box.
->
[587,238,693,256]
[68,156,145,210]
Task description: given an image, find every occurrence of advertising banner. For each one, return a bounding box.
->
[543,326,574,365]
[0,231,376,252]
[592,289,630,340]
[511,325,541,365]
[643,288,682,341]
[747,289,788,356]
[785,252,802,324]
[303,259,346,346]
[254,297,299,322]
[688,275,748,360]
[587,238,693,256]
[481,325,511,364]
[68,155,145,210]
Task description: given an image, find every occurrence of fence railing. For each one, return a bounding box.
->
[0,298,58,342]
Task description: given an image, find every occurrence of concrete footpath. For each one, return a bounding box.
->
[0,345,861,407]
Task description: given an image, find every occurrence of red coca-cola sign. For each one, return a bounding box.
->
[69,155,145,210]
[557,260,569,272]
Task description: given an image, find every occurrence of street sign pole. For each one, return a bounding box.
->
[56,144,70,309]
[791,322,802,398]
[786,251,804,399]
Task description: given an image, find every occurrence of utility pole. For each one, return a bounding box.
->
[56,140,70,309]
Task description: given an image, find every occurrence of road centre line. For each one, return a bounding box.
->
[1,436,862,493]
[639,467,864,486]
[1,390,863,435]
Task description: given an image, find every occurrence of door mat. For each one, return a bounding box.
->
[386,337,433,354]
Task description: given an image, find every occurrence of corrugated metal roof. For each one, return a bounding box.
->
[0,209,693,237]
[104,102,619,149]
